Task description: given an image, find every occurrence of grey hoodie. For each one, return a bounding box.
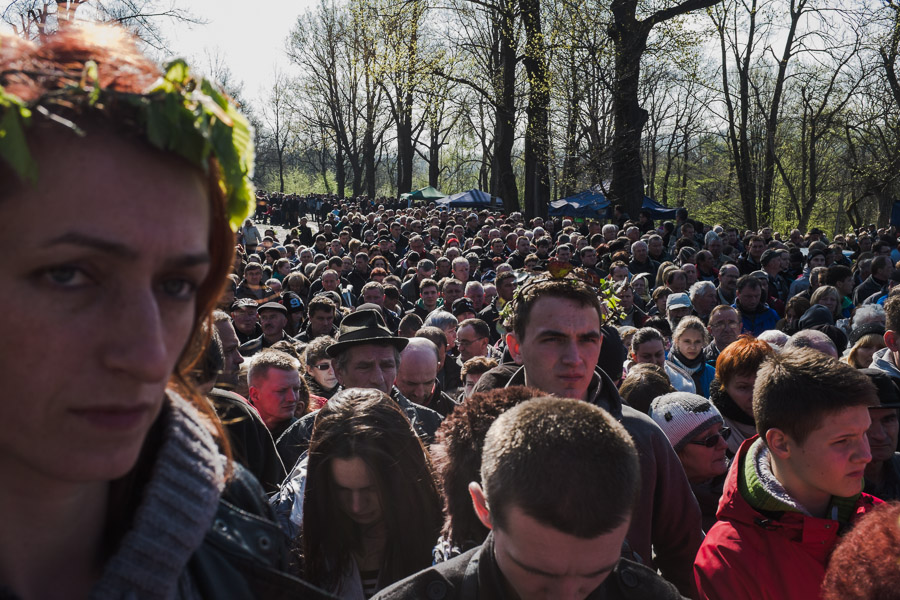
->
[870,347,900,379]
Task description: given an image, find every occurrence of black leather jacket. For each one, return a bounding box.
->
[189,464,336,599]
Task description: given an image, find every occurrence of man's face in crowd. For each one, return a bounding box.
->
[421,285,439,310]
[790,230,803,245]
[309,309,335,336]
[867,408,899,464]
[719,267,739,293]
[363,287,385,306]
[417,264,435,281]
[453,261,470,283]
[772,406,872,511]
[394,350,437,405]
[581,248,597,267]
[632,243,648,263]
[245,266,262,285]
[693,290,717,316]
[632,339,665,367]
[442,282,465,307]
[610,266,629,283]
[498,277,516,302]
[489,505,630,600]
[708,309,741,348]
[736,284,761,312]
[509,296,603,401]
[466,286,485,311]
[307,357,338,390]
[517,237,531,254]
[836,276,854,298]
[259,309,287,339]
[355,254,369,272]
[749,240,765,260]
[463,372,483,398]
[214,320,244,387]
[411,238,426,255]
[322,271,339,291]
[536,243,550,258]
[556,246,572,263]
[618,287,634,311]
[648,237,663,257]
[491,239,505,256]
[808,254,826,269]
[458,324,489,362]
[667,306,692,328]
[708,238,723,257]
[335,344,399,395]
[231,305,259,335]
[249,367,301,430]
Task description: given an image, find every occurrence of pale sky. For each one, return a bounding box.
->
[150,0,318,107]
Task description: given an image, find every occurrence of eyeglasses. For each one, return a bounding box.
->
[688,427,732,448]
[312,363,333,371]
[457,337,486,347]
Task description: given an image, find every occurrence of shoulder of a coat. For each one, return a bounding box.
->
[612,560,685,599]
[374,568,457,600]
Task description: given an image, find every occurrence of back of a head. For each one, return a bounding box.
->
[480,397,639,538]
[784,329,838,358]
[754,348,876,446]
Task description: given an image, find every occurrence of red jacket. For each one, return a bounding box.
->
[694,437,881,600]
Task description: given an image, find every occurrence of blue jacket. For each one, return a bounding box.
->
[734,302,779,337]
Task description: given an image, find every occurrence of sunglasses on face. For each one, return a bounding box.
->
[688,427,732,448]
[312,363,333,371]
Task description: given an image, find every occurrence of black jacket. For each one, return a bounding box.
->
[208,389,286,496]
[373,534,685,600]
[189,465,335,599]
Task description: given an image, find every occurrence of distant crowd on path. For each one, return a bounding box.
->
[205,191,900,599]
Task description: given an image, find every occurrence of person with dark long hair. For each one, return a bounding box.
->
[302,389,442,598]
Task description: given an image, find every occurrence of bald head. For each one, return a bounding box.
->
[395,338,439,405]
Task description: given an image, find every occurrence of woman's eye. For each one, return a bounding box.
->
[44,266,89,287]
[160,278,198,300]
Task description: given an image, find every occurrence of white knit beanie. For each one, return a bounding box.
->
[649,392,724,452]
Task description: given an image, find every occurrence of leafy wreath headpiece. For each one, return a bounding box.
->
[0,57,254,231]
[498,258,623,333]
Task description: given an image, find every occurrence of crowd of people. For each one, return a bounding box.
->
[5,22,900,600]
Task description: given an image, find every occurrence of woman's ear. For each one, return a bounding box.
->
[468,482,493,530]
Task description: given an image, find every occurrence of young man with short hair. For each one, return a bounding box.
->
[474,279,702,595]
[375,398,683,600]
[694,349,881,600]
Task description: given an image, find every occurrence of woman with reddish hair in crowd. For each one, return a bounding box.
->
[710,335,776,456]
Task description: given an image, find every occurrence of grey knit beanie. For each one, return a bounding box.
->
[649,392,724,452]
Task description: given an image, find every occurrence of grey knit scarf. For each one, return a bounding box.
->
[90,391,226,600]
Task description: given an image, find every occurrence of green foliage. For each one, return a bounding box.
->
[0,57,255,230]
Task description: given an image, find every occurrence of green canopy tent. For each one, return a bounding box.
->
[404,186,446,206]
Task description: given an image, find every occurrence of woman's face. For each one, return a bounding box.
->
[331,456,382,526]
[677,423,729,483]
[816,294,838,315]
[855,341,884,369]
[276,262,290,276]
[676,328,705,361]
[1,131,210,483]
[724,374,756,416]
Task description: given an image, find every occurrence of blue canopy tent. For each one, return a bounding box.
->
[436,189,502,210]
[549,188,679,220]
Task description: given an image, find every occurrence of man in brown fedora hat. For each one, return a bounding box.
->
[275,309,443,471]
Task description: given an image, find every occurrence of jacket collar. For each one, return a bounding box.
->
[505,366,623,419]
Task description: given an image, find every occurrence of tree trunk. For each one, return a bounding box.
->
[519,0,551,220]
[607,17,651,218]
[489,4,519,213]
